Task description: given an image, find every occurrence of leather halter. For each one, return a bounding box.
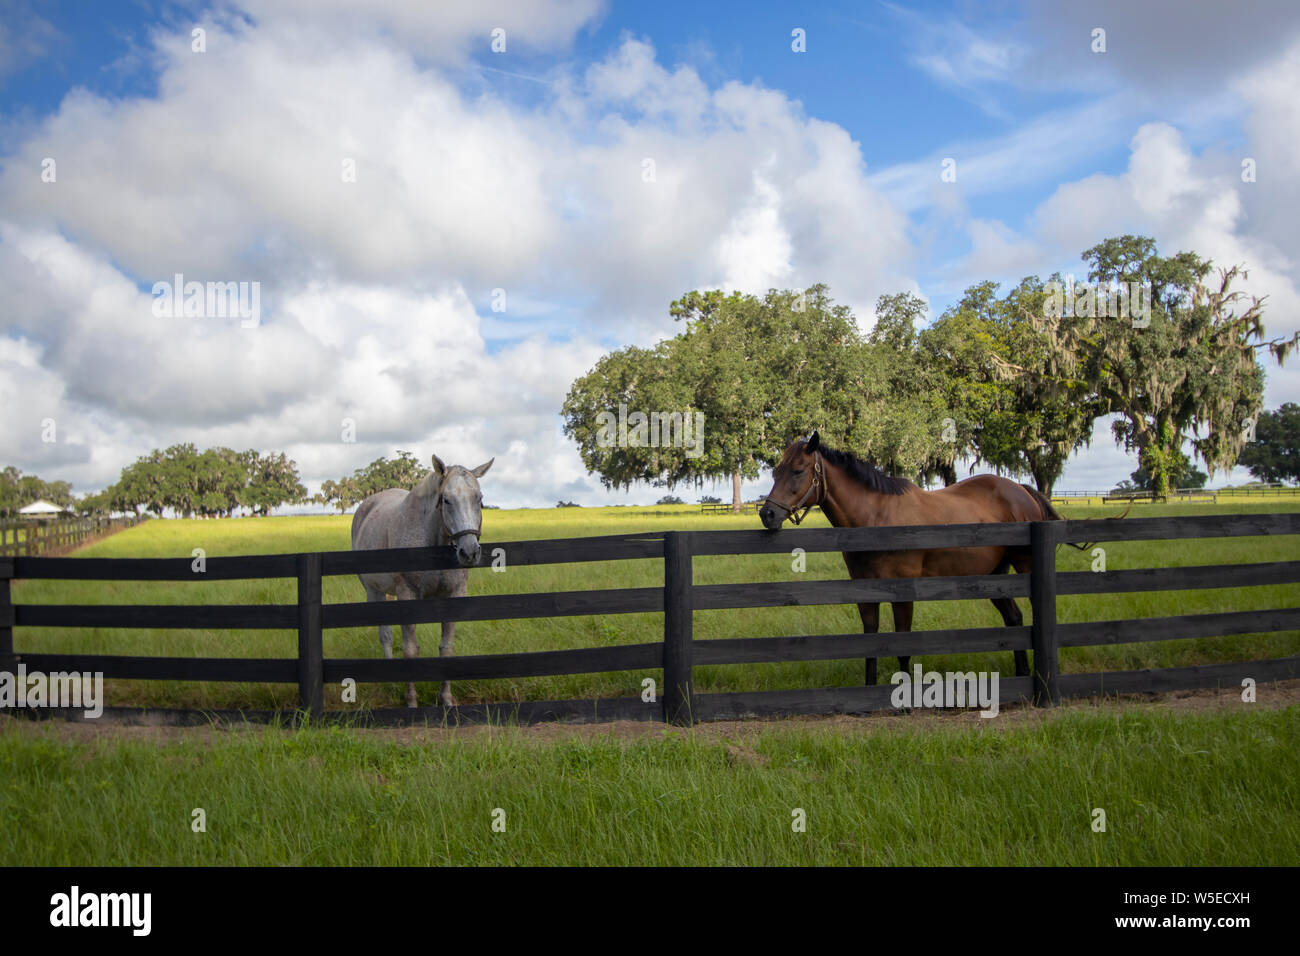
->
[767,450,825,525]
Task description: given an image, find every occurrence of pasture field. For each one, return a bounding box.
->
[8,500,1300,711]
[2,700,1297,865]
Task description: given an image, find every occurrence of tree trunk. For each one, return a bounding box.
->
[939,462,957,487]
[732,471,742,512]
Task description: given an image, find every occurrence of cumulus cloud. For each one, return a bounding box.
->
[1026,121,1300,404]
[0,15,913,503]
[949,111,1300,485]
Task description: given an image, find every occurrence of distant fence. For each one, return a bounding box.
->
[1212,485,1300,497]
[0,515,145,558]
[1,513,1298,727]
[700,501,765,514]
[1053,485,1298,505]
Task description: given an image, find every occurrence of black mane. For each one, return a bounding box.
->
[805,441,914,496]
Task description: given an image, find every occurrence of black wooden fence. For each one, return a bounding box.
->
[1,512,1298,727]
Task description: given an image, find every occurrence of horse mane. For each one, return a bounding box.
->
[806,440,915,496]
[413,470,442,498]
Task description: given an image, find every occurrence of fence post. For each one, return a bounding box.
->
[297,551,324,721]
[0,556,13,671]
[1029,521,1060,707]
[663,531,694,726]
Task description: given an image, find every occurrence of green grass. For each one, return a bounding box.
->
[10,501,1300,710]
[2,703,1296,865]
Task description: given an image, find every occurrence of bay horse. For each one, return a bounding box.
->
[351,453,493,707]
[758,431,1067,685]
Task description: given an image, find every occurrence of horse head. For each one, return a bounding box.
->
[759,431,824,529]
[428,453,493,566]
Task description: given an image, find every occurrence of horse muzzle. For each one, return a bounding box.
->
[454,535,481,567]
[759,501,788,530]
[447,527,481,567]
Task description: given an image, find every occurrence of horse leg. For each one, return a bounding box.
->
[986,557,1029,678]
[367,586,393,660]
[856,602,880,685]
[398,621,421,708]
[991,594,1029,678]
[395,581,420,708]
[438,621,456,708]
[892,601,914,677]
[994,598,1029,678]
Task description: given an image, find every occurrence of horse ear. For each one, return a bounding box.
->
[806,431,820,453]
[430,454,446,481]
[471,458,494,478]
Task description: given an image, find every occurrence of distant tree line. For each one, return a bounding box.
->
[8,448,486,520]
[313,451,430,512]
[564,235,1299,506]
[71,444,308,518]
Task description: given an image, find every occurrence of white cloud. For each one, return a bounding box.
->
[1026,121,1300,407]
[14,3,1295,504]
[1,21,917,503]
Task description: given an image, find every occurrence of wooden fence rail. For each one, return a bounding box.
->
[2,513,1298,727]
[0,515,144,557]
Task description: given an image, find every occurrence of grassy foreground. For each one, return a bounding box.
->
[2,702,1296,865]
[10,500,1300,710]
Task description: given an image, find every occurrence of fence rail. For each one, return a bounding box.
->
[700,501,763,514]
[2,513,1298,727]
[0,515,144,557]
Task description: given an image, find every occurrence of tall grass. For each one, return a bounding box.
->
[2,704,1295,865]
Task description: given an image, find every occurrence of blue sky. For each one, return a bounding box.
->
[2,0,1299,506]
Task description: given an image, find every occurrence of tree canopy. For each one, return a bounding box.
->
[562,236,1295,503]
[1021,235,1297,496]
[314,451,431,513]
[1236,403,1300,485]
[83,445,307,518]
[564,284,964,508]
[923,278,1105,494]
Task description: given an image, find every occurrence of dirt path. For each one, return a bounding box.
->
[4,678,1297,749]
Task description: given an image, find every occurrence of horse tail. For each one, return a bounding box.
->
[1019,484,1065,521]
[1018,483,1132,552]
[1018,483,1092,551]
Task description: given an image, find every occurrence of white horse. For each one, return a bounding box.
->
[351,453,492,707]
